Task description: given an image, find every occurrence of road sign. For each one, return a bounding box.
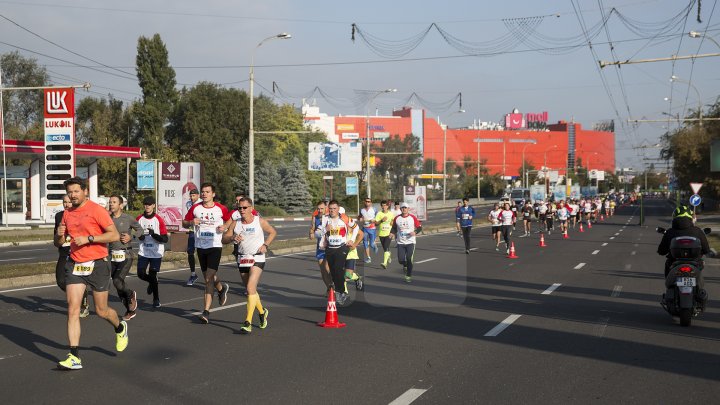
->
[345,176,358,196]
[690,182,703,194]
[690,194,702,207]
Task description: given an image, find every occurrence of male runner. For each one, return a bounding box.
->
[183,182,232,324]
[342,207,365,302]
[499,202,516,254]
[374,200,395,269]
[223,197,276,334]
[55,177,127,370]
[108,195,143,320]
[455,200,463,237]
[319,200,362,304]
[488,203,502,251]
[54,195,92,317]
[186,188,200,286]
[557,200,569,236]
[391,202,422,283]
[456,197,475,254]
[136,196,168,308]
[520,200,533,237]
[309,200,332,290]
[359,197,377,263]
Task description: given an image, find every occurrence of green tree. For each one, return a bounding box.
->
[0,51,49,140]
[136,34,178,160]
[256,160,285,206]
[372,134,421,199]
[282,157,312,214]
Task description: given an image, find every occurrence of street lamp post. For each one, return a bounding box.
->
[520,142,536,188]
[365,88,396,200]
[689,31,720,50]
[670,75,702,127]
[507,138,536,188]
[442,109,465,204]
[248,32,291,202]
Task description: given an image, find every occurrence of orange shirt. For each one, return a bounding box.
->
[62,200,114,262]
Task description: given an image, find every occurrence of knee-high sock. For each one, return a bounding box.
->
[383,251,390,264]
[246,293,258,323]
[254,293,264,315]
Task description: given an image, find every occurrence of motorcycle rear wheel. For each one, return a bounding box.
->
[679,308,692,327]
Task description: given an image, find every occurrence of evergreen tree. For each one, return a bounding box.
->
[136,34,178,160]
[256,160,286,206]
[234,140,249,195]
[282,157,312,214]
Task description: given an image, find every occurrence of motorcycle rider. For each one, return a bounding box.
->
[657,204,710,308]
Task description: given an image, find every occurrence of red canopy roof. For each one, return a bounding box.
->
[1,139,141,159]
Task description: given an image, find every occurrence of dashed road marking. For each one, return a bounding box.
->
[611,285,623,297]
[190,302,247,316]
[389,388,429,405]
[594,316,610,338]
[574,263,586,269]
[609,237,615,240]
[592,250,600,255]
[602,243,608,246]
[631,251,636,256]
[416,258,437,264]
[484,314,522,337]
[614,233,620,236]
[624,264,632,270]
[541,283,562,295]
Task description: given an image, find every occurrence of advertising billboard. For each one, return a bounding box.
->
[157,162,201,232]
[308,142,362,172]
[136,160,156,190]
[403,185,427,221]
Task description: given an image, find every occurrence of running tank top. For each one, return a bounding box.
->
[233,215,266,267]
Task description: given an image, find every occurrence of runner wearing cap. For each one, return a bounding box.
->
[185,188,200,286]
[359,198,378,263]
[391,202,422,283]
[374,200,395,269]
[136,196,169,308]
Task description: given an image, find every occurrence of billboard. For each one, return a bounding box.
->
[308,142,362,172]
[345,176,358,196]
[136,160,156,190]
[530,185,545,201]
[403,185,427,221]
[157,162,201,232]
[43,88,75,202]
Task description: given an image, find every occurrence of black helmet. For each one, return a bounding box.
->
[673,205,693,219]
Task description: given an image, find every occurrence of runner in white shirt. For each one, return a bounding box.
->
[136,196,168,309]
[499,203,516,254]
[569,200,580,228]
[557,200,569,236]
[182,182,232,324]
[391,202,422,283]
[223,197,276,334]
[537,201,548,233]
[319,200,363,304]
[359,198,378,263]
[488,203,502,251]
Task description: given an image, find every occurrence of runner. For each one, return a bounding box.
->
[374,200,395,269]
[520,200,533,237]
[53,194,94,318]
[390,202,422,283]
[108,195,143,320]
[135,196,168,308]
[546,201,556,234]
[537,200,548,233]
[455,200,463,237]
[499,202,516,254]
[309,200,332,290]
[557,200,569,236]
[54,177,127,370]
[391,201,402,217]
[488,203,502,251]
[222,197,276,334]
[359,197,377,263]
[570,199,580,228]
[583,199,592,224]
[319,200,362,305]
[182,182,232,324]
[185,188,200,286]
[456,197,475,254]
[342,207,365,300]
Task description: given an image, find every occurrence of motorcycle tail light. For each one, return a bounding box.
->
[679,265,692,273]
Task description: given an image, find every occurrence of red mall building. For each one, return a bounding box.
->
[304,104,615,178]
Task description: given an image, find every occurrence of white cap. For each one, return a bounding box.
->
[400,202,409,208]
[339,207,346,214]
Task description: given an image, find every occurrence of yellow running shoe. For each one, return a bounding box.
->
[58,353,82,370]
[258,308,269,329]
[116,320,128,352]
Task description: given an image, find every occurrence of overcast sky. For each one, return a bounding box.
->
[1,0,718,169]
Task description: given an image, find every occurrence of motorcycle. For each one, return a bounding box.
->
[656,226,711,327]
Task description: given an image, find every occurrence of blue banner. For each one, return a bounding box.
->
[137,160,156,190]
[346,176,358,196]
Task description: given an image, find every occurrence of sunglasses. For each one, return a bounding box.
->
[238,206,251,210]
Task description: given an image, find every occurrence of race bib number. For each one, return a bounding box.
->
[144,242,155,249]
[364,220,372,227]
[199,229,215,239]
[111,250,126,262]
[72,260,95,276]
[237,254,255,267]
[400,231,411,238]
[380,222,392,232]
[462,214,470,220]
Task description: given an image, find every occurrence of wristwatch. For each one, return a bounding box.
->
[88,235,95,243]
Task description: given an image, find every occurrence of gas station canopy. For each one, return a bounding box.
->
[1,139,141,159]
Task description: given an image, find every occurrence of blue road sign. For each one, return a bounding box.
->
[689,194,702,207]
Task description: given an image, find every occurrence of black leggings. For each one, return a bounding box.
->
[461,226,472,250]
[501,225,513,246]
[137,255,161,300]
[55,248,70,291]
[379,236,392,252]
[397,244,416,276]
[326,246,349,294]
[111,252,135,307]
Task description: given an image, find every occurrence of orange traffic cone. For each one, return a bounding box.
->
[563,231,569,239]
[317,289,346,328]
[507,242,519,259]
[539,233,547,247]
[600,214,605,221]
[579,223,584,233]
[588,220,593,229]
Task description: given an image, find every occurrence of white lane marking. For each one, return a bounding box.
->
[592,250,600,255]
[633,244,639,247]
[614,233,620,236]
[389,388,429,405]
[622,226,626,229]
[468,248,478,252]
[611,285,623,297]
[602,243,608,246]
[631,251,636,256]
[162,297,203,306]
[618,229,623,232]
[415,258,437,264]
[541,283,562,295]
[190,302,247,316]
[624,264,632,270]
[484,314,522,337]
[0,257,33,262]
[609,237,615,240]
[594,316,610,338]
[574,263,586,269]
[0,353,21,361]
[2,248,46,253]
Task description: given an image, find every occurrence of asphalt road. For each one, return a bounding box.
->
[1,200,718,404]
[0,206,472,265]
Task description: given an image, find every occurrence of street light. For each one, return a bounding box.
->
[442,109,465,204]
[248,32,291,202]
[689,31,720,50]
[670,75,702,127]
[365,88,396,199]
